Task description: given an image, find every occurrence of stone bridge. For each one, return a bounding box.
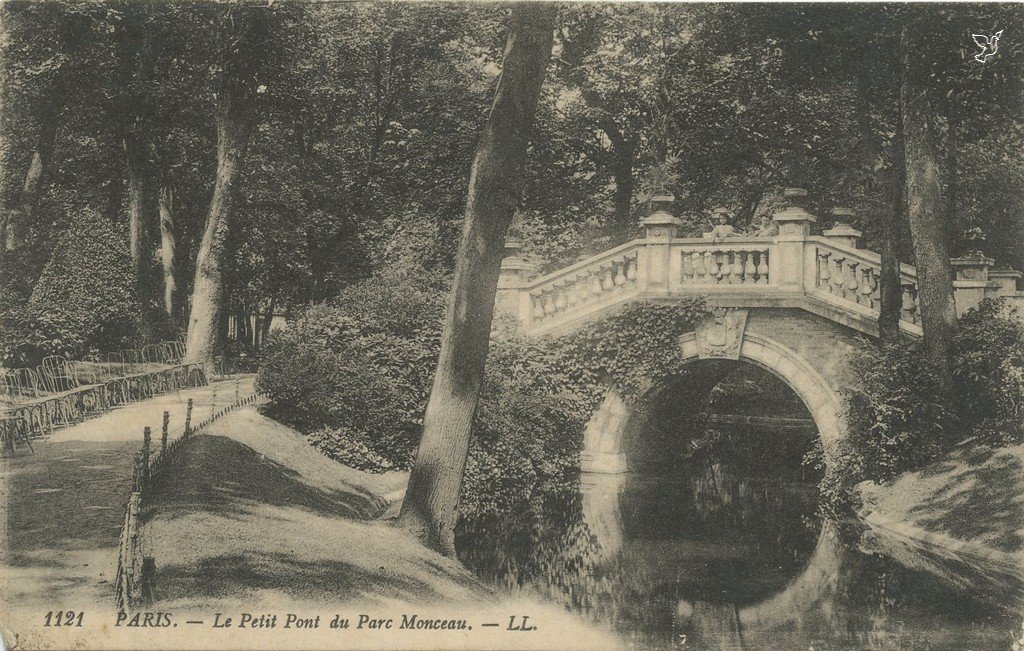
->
[496,190,1024,474]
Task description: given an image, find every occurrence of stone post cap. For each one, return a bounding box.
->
[641,210,682,239]
[640,210,683,227]
[990,267,1023,279]
[503,238,524,255]
[829,206,855,220]
[772,206,817,224]
[823,223,862,238]
[950,251,995,266]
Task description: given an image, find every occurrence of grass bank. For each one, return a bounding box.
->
[856,442,1024,607]
[135,407,621,650]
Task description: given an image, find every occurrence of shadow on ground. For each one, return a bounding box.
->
[909,451,1024,553]
[144,434,373,523]
[143,427,490,610]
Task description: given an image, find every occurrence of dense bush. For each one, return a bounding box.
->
[1,209,142,366]
[829,298,1024,506]
[953,299,1024,446]
[844,342,953,483]
[257,270,447,469]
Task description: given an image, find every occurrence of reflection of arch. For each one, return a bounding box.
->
[580,476,846,636]
[736,520,844,630]
[581,331,845,474]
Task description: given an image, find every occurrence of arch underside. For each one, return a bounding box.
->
[581,330,845,475]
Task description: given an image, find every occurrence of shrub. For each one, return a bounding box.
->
[954,299,1024,446]
[257,270,446,469]
[831,298,1024,511]
[2,210,142,365]
[844,342,952,483]
[0,303,87,368]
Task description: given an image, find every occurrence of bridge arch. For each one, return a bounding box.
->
[581,328,845,474]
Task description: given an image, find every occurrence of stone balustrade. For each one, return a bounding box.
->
[498,193,1024,338]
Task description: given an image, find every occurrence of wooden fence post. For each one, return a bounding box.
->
[142,427,151,491]
[235,378,240,404]
[185,398,193,436]
[132,452,144,492]
[161,411,169,451]
[126,491,143,609]
[211,388,217,419]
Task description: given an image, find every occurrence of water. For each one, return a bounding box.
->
[456,457,1017,650]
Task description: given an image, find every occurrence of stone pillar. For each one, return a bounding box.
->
[640,193,682,295]
[495,239,535,329]
[823,209,861,249]
[950,250,994,316]
[989,268,1022,295]
[771,188,816,292]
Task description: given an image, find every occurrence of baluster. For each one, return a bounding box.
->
[711,251,724,283]
[831,256,846,296]
[681,252,695,284]
[590,271,603,296]
[625,256,637,282]
[845,261,859,301]
[695,251,708,282]
[743,251,756,284]
[901,283,916,323]
[566,279,578,308]
[532,296,544,322]
[554,285,567,311]
[729,252,743,284]
[543,291,556,317]
[614,260,627,287]
[860,268,875,307]
[757,250,769,284]
[601,265,614,291]
[818,252,831,290]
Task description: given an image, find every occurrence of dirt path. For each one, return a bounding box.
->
[0,377,256,617]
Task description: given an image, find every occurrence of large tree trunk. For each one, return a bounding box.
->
[854,62,902,346]
[397,4,556,556]
[182,102,254,366]
[5,87,61,254]
[182,5,262,367]
[123,131,150,289]
[158,182,180,322]
[879,122,905,346]
[900,25,957,387]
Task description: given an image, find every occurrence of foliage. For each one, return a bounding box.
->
[844,342,952,483]
[0,304,86,368]
[953,299,1024,446]
[3,209,142,364]
[256,270,447,468]
[825,299,1024,513]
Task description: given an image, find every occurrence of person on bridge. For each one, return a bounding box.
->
[704,208,737,242]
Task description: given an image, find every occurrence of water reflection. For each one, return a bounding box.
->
[457,460,1015,649]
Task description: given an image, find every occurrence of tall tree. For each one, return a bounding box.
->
[183,4,268,365]
[900,21,957,387]
[158,179,179,321]
[397,3,557,555]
